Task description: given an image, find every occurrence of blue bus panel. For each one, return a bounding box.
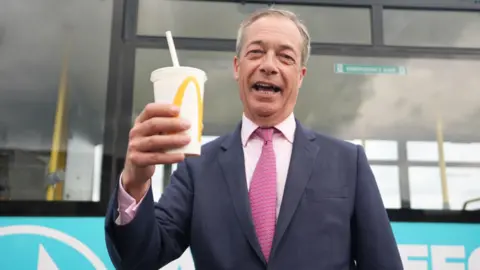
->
[0,217,479,270]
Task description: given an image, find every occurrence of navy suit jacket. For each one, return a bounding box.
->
[105,120,403,270]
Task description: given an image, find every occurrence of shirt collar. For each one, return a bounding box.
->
[241,112,296,146]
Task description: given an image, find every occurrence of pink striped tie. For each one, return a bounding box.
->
[249,127,277,262]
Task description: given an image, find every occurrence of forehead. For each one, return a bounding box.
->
[243,15,303,52]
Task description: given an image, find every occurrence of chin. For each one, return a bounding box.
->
[251,104,279,118]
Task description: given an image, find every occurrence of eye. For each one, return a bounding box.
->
[280,54,295,63]
[249,49,264,54]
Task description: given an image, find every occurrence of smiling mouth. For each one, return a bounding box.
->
[252,82,282,93]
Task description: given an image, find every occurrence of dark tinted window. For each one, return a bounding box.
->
[384,9,480,48]
[137,0,371,44]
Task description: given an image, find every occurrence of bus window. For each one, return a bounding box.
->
[0,0,113,204]
[408,142,480,210]
[137,0,371,44]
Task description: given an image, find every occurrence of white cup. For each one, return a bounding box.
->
[150,66,207,156]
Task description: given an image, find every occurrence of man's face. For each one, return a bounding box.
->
[234,15,307,126]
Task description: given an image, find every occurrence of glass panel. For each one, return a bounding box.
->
[444,142,480,163]
[137,0,265,39]
[446,168,480,210]
[0,0,113,201]
[298,56,480,143]
[409,167,480,210]
[371,165,401,209]
[365,140,398,161]
[137,0,371,44]
[409,167,443,210]
[408,141,480,163]
[407,141,438,162]
[151,164,165,202]
[384,9,480,48]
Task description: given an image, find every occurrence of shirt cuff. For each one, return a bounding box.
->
[115,173,147,226]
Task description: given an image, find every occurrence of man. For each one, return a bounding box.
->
[105,8,403,270]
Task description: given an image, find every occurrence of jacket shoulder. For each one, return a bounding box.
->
[305,127,359,154]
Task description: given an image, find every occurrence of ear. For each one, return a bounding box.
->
[298,66,307,88]
[233,56,240,81]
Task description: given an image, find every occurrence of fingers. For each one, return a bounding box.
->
[129,134,191,153]
[136,103,180,124]
[123,103,191,186]
[126,102,191,169]
[130,117,191,138]
[128,151,186,167]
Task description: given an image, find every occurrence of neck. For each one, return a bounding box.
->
[244,111,291,127]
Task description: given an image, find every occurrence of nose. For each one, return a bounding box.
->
[259,51,278,75]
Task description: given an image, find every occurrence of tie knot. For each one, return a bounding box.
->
[255,127,274,143]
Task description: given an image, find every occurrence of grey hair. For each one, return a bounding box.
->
[235,8,311,66]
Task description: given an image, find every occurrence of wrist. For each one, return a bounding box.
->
[121,172,150,202]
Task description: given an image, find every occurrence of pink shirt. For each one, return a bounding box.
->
[115,113,296,225]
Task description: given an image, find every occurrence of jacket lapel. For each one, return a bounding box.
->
[218,123,266,265]
[271,121,319,256]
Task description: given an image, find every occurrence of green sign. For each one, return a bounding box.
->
[334,64,406,75]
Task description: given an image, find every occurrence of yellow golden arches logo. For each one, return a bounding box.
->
[172,76,203,142]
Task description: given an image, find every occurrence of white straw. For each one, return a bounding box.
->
[165,31,180,67]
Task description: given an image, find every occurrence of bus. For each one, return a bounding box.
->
[1,0,479,269]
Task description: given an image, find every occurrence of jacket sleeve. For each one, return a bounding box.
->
[352,145,404,270]
[104,160,194,270]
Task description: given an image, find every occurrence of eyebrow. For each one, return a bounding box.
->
[247,40,297,55]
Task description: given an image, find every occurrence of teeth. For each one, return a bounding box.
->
[254,83,276,88]
[253,82,281,92]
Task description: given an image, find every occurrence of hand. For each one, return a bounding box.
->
[122,103,191,200]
